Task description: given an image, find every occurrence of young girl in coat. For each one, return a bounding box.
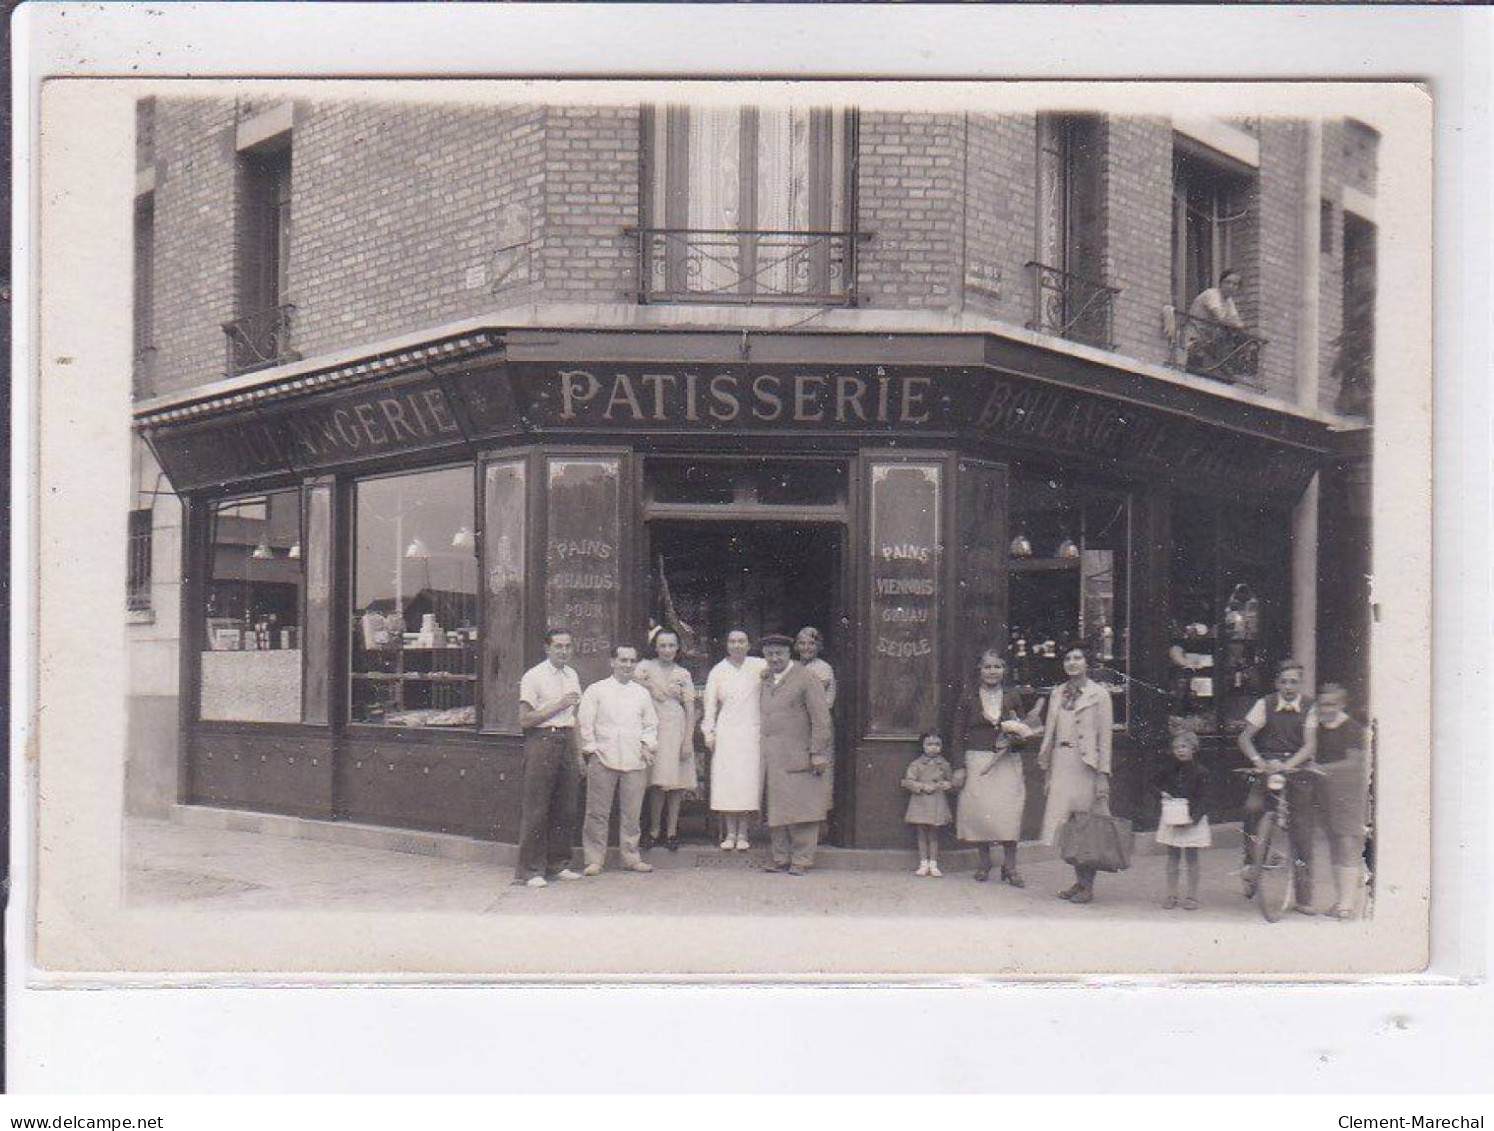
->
[903,731,955,877]
[1152,727,1210,910]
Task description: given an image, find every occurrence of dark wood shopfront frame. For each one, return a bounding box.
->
[147,327,1329,848]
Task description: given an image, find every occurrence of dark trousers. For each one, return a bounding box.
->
[1243,775,1317,904]
[514,728,581,881]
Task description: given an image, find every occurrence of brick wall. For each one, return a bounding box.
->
[1254,119,1308,402]
[535,105,640,304]
[288,100,549,360]
[857,111,964,310]
[1103,117,1174,368]
[145,98,240,399]
[962,113,1036,327]
[140,99,1340,415]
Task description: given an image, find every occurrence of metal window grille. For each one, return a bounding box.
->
[127,508,152,612]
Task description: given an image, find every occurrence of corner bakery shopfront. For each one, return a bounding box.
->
[138,326,1332,849]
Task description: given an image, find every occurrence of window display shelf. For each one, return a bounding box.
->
[1008,557,1081,574]
[353,671,477,683]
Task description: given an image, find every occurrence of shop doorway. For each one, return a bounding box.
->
[646,520,849,845]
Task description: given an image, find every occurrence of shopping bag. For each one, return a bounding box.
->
[1057,811,1135,873]
[1160,796,1193,826]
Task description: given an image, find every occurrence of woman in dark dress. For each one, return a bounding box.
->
[951,650,1042,885]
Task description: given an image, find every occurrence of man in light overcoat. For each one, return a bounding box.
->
[758,633,834,875]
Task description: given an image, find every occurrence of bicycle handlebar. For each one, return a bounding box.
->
[1232,765,1326,777]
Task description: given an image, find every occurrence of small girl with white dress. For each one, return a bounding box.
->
[1151,728,1211,910]
[902,731,955,877]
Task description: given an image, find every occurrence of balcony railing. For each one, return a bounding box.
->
[1025,262,1118,349]
[222,303,298,377]
[1166,309,1267,385]
[626,228,865,306]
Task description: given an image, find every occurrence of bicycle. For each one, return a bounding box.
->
[1234,764,1325,923]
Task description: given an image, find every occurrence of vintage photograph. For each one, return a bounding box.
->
[33,78,1429,977]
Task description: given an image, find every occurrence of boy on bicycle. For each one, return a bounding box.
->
[1237,658,1318,914]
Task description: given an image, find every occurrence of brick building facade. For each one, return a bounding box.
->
[128,95,1376,851]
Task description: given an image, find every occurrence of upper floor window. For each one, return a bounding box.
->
[636,105,857,305]
[1029,113,1115,349]
[1170,143,1264,384]
[1335,213,1376,417]
[225,139,295,376]
[127,507,153,614]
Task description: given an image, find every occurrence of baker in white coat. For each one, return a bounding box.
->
[701,628,768,851]
[577,643,659,876]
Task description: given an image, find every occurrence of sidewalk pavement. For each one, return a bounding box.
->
[125,812,1361,928]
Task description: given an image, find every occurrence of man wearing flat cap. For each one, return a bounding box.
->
[758,632,834,875]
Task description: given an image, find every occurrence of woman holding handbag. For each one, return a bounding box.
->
[1039,643,1116,904]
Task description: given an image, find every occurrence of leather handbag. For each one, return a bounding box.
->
[1058,811,1135,873]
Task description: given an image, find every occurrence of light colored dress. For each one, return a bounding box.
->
[636,659,697,792]
[1039,681,1112,846]
[802,658,837,711]
[956,687,1032,843]
[1156,813,1212,849]
[802,657,837,801]
[702,655,768,812]
[903,755,954,827]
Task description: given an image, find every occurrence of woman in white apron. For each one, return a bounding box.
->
[701,629,768,850]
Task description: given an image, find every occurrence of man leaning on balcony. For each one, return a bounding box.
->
[1185,268,1248,381]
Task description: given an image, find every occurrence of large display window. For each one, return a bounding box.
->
[1167,494,1290,735]
[200,489,304,722]
[351,466,479,728]
[1006,470,1131,725]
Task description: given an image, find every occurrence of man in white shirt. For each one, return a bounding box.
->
[578,643,660,876]
[514,628,586,888]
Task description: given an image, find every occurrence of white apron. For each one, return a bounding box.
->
[703,656,767,812]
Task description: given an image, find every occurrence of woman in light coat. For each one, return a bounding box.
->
[701,628,767,850]
[1039,643,1114,905]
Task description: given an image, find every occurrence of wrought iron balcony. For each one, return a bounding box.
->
[1167,309,1267,385]
[222,303,298,377]
[626,228,865,306]
[1025,262,1118,349]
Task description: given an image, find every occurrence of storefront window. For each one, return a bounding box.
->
[1168,496,1290,735]
[1007,471,1130,725]
[351,466,478,728]
[201,489,304,722]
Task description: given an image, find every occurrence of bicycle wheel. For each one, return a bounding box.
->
[1253,812,1293,923]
